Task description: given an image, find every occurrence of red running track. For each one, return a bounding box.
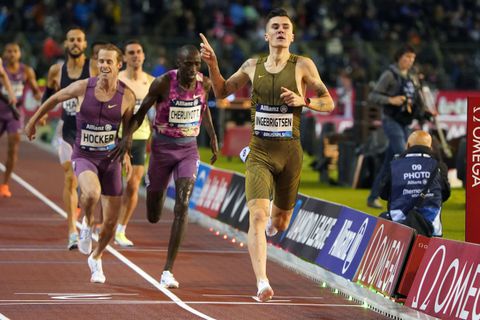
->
[0,137,388,320]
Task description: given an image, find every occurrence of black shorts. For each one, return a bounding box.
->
[131,139,147,166]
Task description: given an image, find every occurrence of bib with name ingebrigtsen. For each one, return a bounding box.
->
[254,103,293,138]
[153,70,207,138]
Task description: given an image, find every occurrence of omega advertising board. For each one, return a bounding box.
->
[279,197,342,262]
[353,219,414,296]
[466,96,480,243]
[406,237,480,320]
[315,207,377,281]
[194,168,233,218]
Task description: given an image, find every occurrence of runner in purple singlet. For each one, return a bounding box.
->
[116,45,218,288]
[25,44,136,284]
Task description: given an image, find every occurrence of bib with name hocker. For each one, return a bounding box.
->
[80,123,117,151]
[168,98,202,127]
[254,104,293,138]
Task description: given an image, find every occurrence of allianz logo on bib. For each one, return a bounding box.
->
[327,218,368,274]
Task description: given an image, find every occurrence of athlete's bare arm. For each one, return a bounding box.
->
[299,57,334,112]
[199,33,252,98]
[25,79,88,140]
[202,77,218,164]
[0,60,16,105]
[25,66,42,100]
[119,87,136,177]
[111,74,169,161]
[46,63,61,92]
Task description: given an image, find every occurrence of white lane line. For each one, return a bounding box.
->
[0,163,215,320]
[0,300,364,307]
[203,294,325,300]
[0,247,246,254]
[0,313,10,320]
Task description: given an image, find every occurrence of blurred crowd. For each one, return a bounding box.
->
[0,0,479,89]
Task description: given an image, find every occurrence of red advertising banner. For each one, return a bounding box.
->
[353,219,414,296]
[397,235,430,297]
[406,238,480,320]
[466,96,480,243]
[194,168,233,218]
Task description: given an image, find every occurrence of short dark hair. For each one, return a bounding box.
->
[91,40,108,49]
[123,39,143,52]
[65,26,86,38]
[394,45,416,62]
[266,8,292,24]
[98,43,123,63]
[176,44,199,59]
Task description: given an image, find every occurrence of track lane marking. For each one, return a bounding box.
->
[0,163,215,320]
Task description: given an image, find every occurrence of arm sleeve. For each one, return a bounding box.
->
[368,71,395,106]
[41,86,56,104]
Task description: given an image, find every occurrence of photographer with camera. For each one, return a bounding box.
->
[366,45,433,209]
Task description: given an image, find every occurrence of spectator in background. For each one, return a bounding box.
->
[366,44,432,209]
[379,130,450,237]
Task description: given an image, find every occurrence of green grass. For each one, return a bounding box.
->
[199,147,466,241]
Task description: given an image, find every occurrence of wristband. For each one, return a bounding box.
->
[304,97,311,106]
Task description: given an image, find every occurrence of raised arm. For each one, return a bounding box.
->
[25,79,88,140]
[299,57,334,112]
[199,33,250,98]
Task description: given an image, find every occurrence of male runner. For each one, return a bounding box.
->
[43,27,95,249]
[115,40,155,247]
[0,42,42,197]
[25,44,135,283]
[199,8,334,301]
[116,45,218,288]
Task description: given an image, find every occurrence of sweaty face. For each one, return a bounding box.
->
[97,49,122,80]
[177,51,201,83]
[124,43,145,69]
[3,44,21,64]
[65,29,87,58]
[265,16,294,48]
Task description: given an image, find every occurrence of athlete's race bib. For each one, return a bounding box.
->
[80,123,117,151]
[168,99,202,127]
[1,81,24,100]
[63,98,78,116]
[254,104,293,138]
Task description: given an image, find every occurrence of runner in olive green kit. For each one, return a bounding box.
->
[200,8,334,302]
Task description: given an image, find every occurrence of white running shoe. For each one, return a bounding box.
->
[257,279,274,302]
[67,232,78,250]
[88,254,106,283]
[78,217,93,255]
[265,217,278,237]
[114,232,134,247]
[160,270,179,288]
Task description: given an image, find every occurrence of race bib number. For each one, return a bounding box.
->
[80,123,117,151]
[1,81,24,99]
[168,101,202,127]
[63,98,78,116]
[254,104,293,138]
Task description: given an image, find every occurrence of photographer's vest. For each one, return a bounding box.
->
[383,67,417,126]
[389,153,443,235]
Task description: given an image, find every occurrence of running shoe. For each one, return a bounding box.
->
[160,270,179,288]
[78,217,93,255]
[88,254,106,283]
[68,232,78,250]
[257,279,274,302]
[114,232,134,247]
[265,217,278,237]
[0,184,11,198]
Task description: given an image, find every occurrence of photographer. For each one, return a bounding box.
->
[379,130,450,237]
[366,45,433,209]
